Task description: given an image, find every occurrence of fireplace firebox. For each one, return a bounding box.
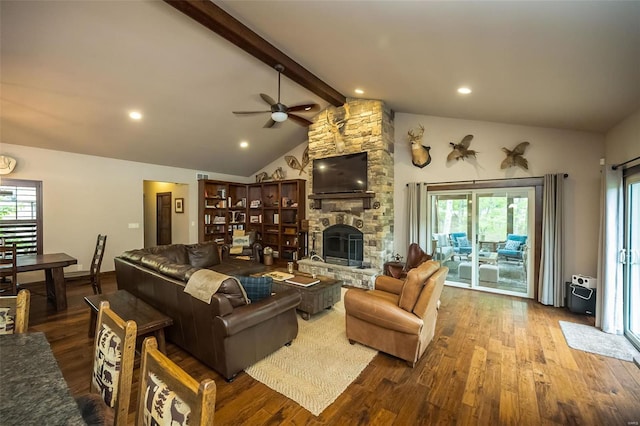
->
[323,224,363,267]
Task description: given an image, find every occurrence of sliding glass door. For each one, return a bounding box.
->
[428,188,534,297]
[624,172,640,350]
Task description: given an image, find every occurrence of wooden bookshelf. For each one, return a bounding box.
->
[199,178,306,257]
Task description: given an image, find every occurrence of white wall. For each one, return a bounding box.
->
[393,113,605,279]
[605,108,640,165]
[0,143,246,282]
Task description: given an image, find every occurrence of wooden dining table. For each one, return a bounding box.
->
[16,253,77,311]
[0,332,85,425]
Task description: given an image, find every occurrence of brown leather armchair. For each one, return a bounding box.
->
[383,243,432,279]
[345,260,448,367]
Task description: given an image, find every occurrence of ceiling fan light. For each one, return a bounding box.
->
[271,111,288,122]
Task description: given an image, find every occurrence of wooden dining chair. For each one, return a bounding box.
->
[65,234,107,294]
[0,289,30,334]
[0,243,18,295]
[77,300,136,426]
[136,336,216,426]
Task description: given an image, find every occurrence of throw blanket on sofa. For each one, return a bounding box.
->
[184,269,249,304]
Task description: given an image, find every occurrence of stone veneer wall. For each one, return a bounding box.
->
[306,98,394,278]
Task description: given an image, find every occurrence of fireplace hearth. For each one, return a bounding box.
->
[323,224,363,267]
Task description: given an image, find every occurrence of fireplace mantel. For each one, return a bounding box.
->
[308,192,375,210]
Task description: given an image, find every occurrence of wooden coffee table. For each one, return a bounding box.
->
[270,274,342,320]
[84,290,174,354]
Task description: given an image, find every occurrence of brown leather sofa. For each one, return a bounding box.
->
[345,260,448,367]
[114,241,301,381]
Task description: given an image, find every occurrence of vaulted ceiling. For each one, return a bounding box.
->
[2,1,639,176]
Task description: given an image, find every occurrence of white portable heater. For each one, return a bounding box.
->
[572,274,598,289]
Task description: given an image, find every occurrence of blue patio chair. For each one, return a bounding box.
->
[450,232,472,257]
[497,234,528,261]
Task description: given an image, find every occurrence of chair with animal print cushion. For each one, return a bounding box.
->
[77,301,137,426]
[0,289,30,334]
[136,336,216,426]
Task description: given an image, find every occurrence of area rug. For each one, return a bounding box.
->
[559,320,640,362]
[245,288,377,416]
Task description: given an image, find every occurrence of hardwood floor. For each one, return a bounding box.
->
[24,274,640,425]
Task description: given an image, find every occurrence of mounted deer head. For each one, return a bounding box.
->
[326,103,350,153]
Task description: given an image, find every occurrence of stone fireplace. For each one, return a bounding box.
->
[297,99,395,289]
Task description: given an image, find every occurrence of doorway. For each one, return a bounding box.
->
[428,187,535,298]
[156,192,172,245]
[624,169,640,351]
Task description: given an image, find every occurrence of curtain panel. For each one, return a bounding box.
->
[406,183,428,253]
[596,166,624,334]
[538,174,565,306]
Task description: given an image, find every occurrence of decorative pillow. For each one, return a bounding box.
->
[142,372,190,426]
[92,324,122,408]
[504,239,521,251]
[232,235,251,248]
[456,237,471,248]
[0,307,15,335]
[234,275,273,302]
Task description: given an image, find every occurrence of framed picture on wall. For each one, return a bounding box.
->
[175,198,184,213]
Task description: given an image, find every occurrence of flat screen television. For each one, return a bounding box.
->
[312,152,367,194]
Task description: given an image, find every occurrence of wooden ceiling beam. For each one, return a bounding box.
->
[164,0,346,107]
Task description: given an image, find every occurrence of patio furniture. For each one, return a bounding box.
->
[479,264,499,283]
[497,234,528,261]
[459,262,472,280]
[450,232,473,258]
[432,233,454,262]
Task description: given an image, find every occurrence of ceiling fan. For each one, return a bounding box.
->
[233,64,320,128]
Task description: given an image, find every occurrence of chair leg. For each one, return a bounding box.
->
[92,276,102,295]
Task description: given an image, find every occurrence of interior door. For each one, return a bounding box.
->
[156,192,172,246]
[624,172,640,350]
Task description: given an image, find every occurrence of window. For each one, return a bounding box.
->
[0,179,43,255]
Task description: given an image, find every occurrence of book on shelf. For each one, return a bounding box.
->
[273,213,279,224]
[285,276,320,287]
[262,271,295,282]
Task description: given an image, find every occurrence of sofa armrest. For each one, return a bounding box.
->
[213,290,301,337]
[374,275,404,295]
[220,244,230,259]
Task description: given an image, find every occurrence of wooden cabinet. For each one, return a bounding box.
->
[199,179,306,257]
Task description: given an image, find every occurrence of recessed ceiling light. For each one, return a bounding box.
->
[239,141,249,148]
[304,106,312,111]
[128,111,142,120]
[354,88,364,95]
[457,87,472,95]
